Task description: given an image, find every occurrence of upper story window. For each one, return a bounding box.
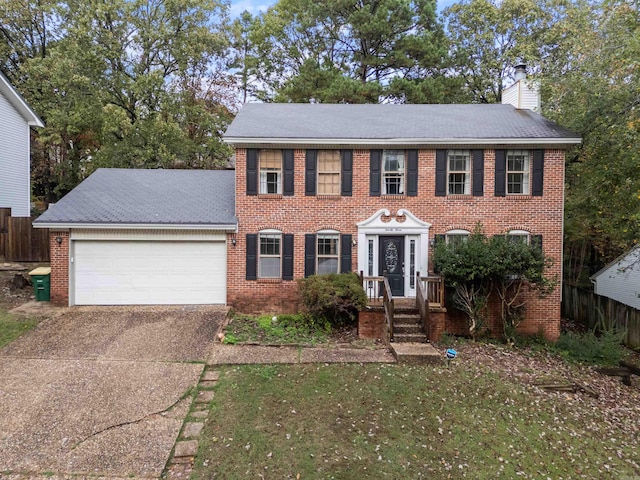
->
[506,150,530,195]
[383,150,405,195]
[317,231,340,274]
[259,230,281,278]
[259,149,282,194]
[317,150,340,195]
[448,150,471,195]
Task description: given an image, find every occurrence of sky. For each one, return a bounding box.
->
[229,0,458,18]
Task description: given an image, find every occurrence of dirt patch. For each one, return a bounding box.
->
[0,266,38,309]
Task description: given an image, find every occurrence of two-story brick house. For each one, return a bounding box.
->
[223,100,580,340]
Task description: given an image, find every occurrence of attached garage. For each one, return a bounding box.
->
[71,231,227,305]
[34,168,237,306]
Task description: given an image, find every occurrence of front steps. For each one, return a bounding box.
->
[390,304,442,364]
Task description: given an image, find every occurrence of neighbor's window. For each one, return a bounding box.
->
[507,150,530,195]
[445,229,470,246]
[382,150,405,195]
[259,231,281,278]
[317,232,340,275]
[447,150,471,195]
[259,149,282,194]
[318,150,341,195]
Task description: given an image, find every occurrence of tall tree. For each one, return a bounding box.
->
[247,0,451,103]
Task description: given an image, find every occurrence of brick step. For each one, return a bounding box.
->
[394,307,419,315]
[394,314,421,324]
[393,333,428,343]
[391,342,442,365]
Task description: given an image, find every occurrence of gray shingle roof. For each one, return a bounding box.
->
[34,168,236,227]
[224,103,579,143]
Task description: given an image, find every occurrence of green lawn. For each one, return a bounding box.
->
[193,362,639,479]
[0,309,38,348]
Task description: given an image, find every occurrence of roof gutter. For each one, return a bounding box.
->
[32,222,238,232]
[223,137,582,147]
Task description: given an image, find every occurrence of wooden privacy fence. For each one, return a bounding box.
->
[0,208,49,263]
[562,283,640,349]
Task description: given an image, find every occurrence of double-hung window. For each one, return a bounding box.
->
[382,150,405,195]
[317,232,340,274]
[446,229,470,247]
[508,230,530,244]
[259,231,281,278]
[259,149,282,194]
[318,150,340,195]
[447,150,471,195]
[506,150,530,195]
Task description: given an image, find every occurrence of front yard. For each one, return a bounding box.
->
[194,342,640,479]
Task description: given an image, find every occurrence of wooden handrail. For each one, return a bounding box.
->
[382,276,394,342]
[420,275,445,308]
[416,272,430,338]
[361,271,385,301]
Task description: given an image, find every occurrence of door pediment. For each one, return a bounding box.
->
[357,209,431,233]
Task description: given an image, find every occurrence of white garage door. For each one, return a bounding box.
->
[73,240,226,305]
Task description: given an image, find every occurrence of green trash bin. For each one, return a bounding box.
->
[29,267,51,302]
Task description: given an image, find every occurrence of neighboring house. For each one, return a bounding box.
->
[591,246,640,310]
[0,72,44,217]
[36,69,581,341]
[34,169,236,305]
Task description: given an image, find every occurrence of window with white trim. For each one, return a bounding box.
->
[447,150,471,195]
[259,230,281,278]
[446,229,470,246]
[317,150,340,195]
[382,150,405,195]
[508,230,530,244]
[259,149,282,194]
[507,150,530,195]
[317,231,340,275]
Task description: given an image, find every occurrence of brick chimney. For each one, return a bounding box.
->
[501,64,540,112]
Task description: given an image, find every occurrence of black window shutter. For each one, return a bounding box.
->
[407,150,418,196]
[246,149,258,196]
[283,234,294,280]
[341,150,353,196]
[283,149,294,196]
[304,234,316,277]
[370,150,381,196]
[531,235,543,252]
[435,150,446,196]
[434,234,446,246]
[472,149,484,197]
[340,234,352,273]
[532,150,544,196]
[494,149,506,197]
[305,150,317,196]
[246,234,257,280]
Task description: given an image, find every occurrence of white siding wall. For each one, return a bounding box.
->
[501,81,541,112]
[0,92,31,217]
[593,248,640,310]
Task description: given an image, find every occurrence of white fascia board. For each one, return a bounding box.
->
[33,222,238,232]
[223,137,582,146]
[0,73,45,127]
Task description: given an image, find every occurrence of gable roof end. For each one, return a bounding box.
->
[0,71,45,127]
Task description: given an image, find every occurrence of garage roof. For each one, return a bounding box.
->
[34,168,237,230]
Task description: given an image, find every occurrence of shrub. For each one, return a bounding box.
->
[554,330,627,366]
[297,272,368,327]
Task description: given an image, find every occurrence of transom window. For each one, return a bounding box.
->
[317,232,340,275]
[259,150,282,194]
[259,231,281,278]
[448,150,471,195]
[318,150,340,195]
[507,150,530,195]
[382,150,405,195]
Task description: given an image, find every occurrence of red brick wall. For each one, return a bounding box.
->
[49,231,69,306]
[230,147,564,341]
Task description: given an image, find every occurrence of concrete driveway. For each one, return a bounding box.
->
[0,305,226,479]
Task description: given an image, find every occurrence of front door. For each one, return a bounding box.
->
[379,236,404,296]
